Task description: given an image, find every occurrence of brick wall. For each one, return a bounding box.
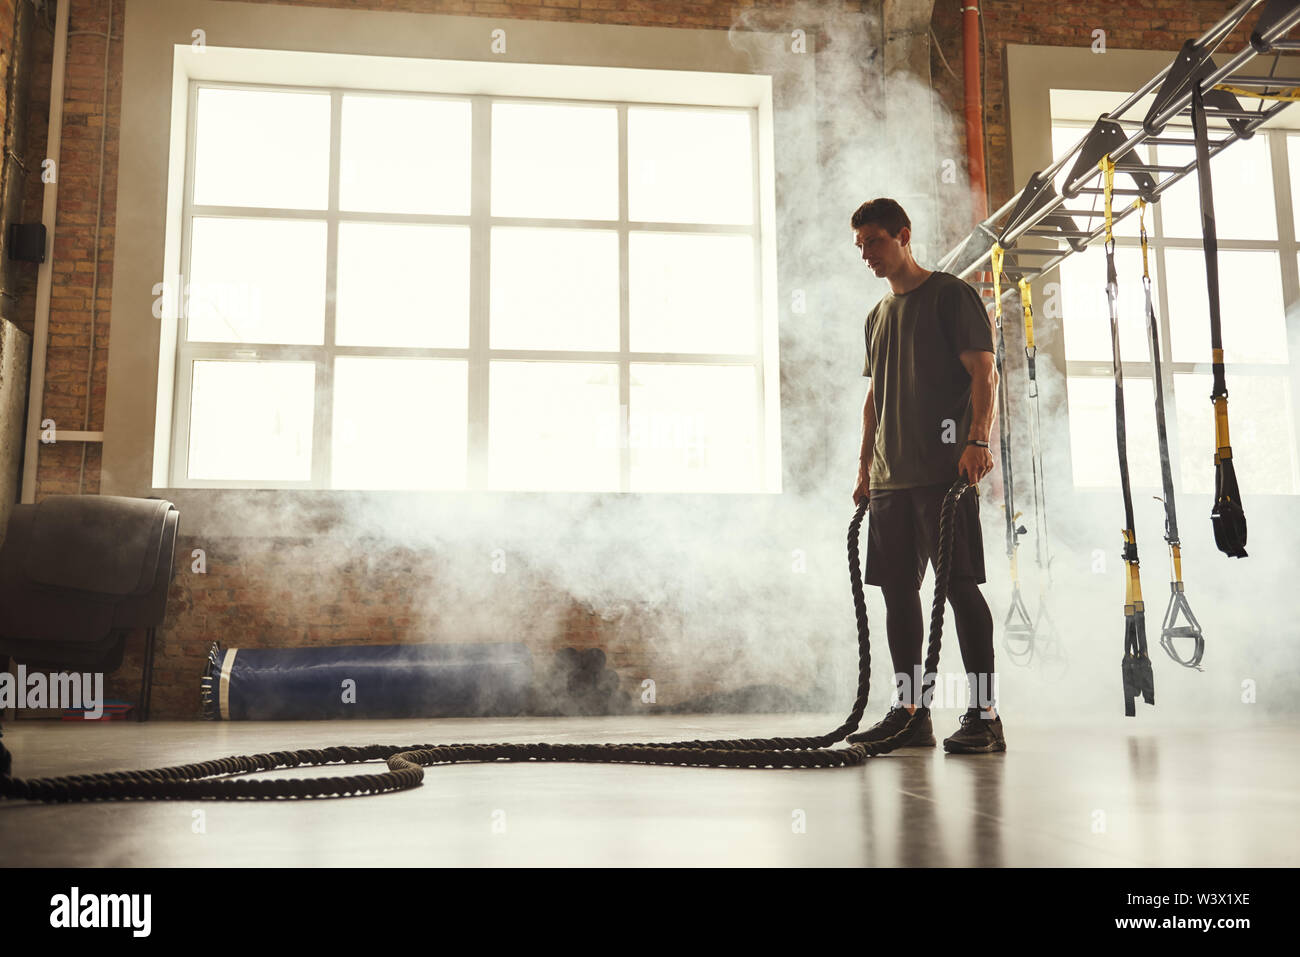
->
[14,4,51,339]
[18,0,119,497]
[0,2,18,204]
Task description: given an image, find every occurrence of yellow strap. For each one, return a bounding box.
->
[1137,199,1150,279]
[1099,155,1116,241]
[1170,543,1183,586]
[1214,395,1232,455]
[1123,553,1133,610]
[1216,82,1300,102]
[1124,558,1143,605]
[991,244,1004,324]
[1018,278,1035,349]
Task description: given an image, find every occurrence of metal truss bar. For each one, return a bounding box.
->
[1024,230,1093,239]
[1225,73,1300,85]
[940,1,1300,279]
[955,99,1288,288]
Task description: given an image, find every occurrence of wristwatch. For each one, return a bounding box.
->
[966,439,990,448]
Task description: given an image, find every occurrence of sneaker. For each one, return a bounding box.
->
[943,707,1007,754]
[848,705,935,748]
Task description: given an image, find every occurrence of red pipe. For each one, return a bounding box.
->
[962,0,989,223]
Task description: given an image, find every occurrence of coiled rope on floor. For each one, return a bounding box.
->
[0,481,972,802]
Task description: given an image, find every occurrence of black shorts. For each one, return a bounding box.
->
[863,483,986,589]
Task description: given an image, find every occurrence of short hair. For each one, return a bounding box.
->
[850,198,911,240]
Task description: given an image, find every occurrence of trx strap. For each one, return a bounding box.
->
[1192,82,1249,559]
[1016,277,1061,666]
[1101,155,1155,717]
[990,245,1034,663]
[1137,200,1206,670]
[0,483,975,801]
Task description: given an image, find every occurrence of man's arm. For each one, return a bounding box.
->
[960,350,997,442]
[957,350,997,484]
[854,383,876,504]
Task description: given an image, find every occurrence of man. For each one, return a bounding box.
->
[850,198,1005,754]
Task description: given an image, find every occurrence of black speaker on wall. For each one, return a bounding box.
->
[7,223,46,263]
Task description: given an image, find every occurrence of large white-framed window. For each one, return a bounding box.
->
[1051,117,1300,497]
[166,77,773,493]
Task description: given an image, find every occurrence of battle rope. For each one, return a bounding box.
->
[1136,199,1206,670]
[1101,155,1156,717]
[1192,82,1248,559]
[0,483,972,802]
[1016,277,1061,668]
[989,244,1034,664]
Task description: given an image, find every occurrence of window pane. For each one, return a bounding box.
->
[629,107,754,225]
[339,95,471,215]
[1051,125,1146,239]
[489,362,618,491]
[336,223,469,348]
[193,88,330,210]
[1174,372,1299,495]
[1289,134,1300,238]
[332,358,467,489]
[629,363,758,492]
[629,232,754,354]
[1164,249,1286,363]
[188,360,314,481]
[1156,135,1277,241]
[1066,375,1160,488]
[489,227,618,351]
[491,103,617,220]
[1057,243,1155,362]
[187,217,326,345]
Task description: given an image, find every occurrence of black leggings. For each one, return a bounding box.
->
[881,576,995,709]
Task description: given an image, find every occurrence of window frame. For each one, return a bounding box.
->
[168,78,769,493]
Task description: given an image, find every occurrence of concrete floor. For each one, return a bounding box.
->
[1,712,1297,867]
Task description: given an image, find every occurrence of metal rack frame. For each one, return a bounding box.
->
[938,0,1300,296]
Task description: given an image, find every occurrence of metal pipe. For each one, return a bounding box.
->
[21,0,69,504]
[962,0,989,222]
[1195,0,1265,49]
[1220,74,1300,86]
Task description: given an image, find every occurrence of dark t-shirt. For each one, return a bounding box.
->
[862,271,995,490]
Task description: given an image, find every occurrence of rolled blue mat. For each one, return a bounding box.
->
[201,642,533,720]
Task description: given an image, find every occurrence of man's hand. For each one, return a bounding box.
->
[958,444,993,485]
[853,470,870,506]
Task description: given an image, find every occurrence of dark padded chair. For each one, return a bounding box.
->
[0,495,179,722]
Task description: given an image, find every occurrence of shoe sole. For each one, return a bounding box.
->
[848,730,936,748]
[942,739,1007,754]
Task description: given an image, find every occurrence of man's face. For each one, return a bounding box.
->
[854,223,909,279]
